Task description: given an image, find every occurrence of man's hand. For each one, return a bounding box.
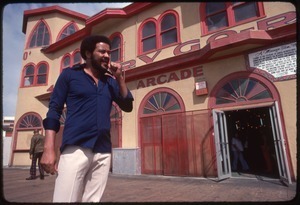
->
[41,148,57,175]
[108,62,124,80]
[40,130,57,175]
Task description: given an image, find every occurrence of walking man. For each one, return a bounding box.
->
[26,129,45,180]
[41,35,134,202]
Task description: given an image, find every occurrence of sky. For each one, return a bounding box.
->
[2,2,132,117]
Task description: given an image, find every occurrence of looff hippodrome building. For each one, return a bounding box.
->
[10,2,297,185]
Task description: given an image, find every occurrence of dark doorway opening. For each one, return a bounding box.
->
[225,107,279,179]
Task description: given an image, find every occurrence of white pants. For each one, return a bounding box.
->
[53,145,111,202]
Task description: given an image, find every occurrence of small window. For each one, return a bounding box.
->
[22,63,48,87]
[37,63,47,84]
[111,36,121,62]
[233,2,258,22]
[160,13,178,46]
[24,65,34,86]
[63,56,71,69]
[29,21,50,48]
[60,51,82,72]
[205,2,228,32]
[142,21,157,53]
[73,52,82,65]
[201,2,264,35]
[139,11,180,55]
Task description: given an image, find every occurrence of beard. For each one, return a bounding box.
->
[91,55,109,73]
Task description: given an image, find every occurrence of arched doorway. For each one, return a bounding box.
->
[139,88,185,175]
[209,71,292,184]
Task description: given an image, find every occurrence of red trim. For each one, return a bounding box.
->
[35,92,52,101]
[47,85,54,92]
[23,5,88,33]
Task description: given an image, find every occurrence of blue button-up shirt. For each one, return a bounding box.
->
[43,64,133,153]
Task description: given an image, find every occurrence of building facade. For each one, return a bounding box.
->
[10,2,296,184]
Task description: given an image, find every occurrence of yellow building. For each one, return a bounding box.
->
[11,2,297,184]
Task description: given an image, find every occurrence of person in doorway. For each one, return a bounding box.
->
[231,132,249,172]
[26,129,45,180]
[41,35,134,202]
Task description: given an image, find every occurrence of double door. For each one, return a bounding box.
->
[212,102,291,184]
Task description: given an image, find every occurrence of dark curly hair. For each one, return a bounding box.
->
[80,35,111,60]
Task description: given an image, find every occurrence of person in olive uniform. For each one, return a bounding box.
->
[26,129,45,180]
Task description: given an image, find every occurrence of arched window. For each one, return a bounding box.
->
[18,113,42,128]
[29,20,50,48]
[141,20,157,53]
[60,51,82,72]
[143,92,181,114]
[61,55,71,71]
[205,2,228,32]
[110,34,122,62]
[22,62,48,87]
[37,63,48,85]
[160,13,178,47]
[140,88,185,116]
[139,11,180,54]
[73,51,82,65]
[58,23,77,41]
[23,65,35,86]
[215,78,272,105]
[208,72,278,109]
[200,2,265,34]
